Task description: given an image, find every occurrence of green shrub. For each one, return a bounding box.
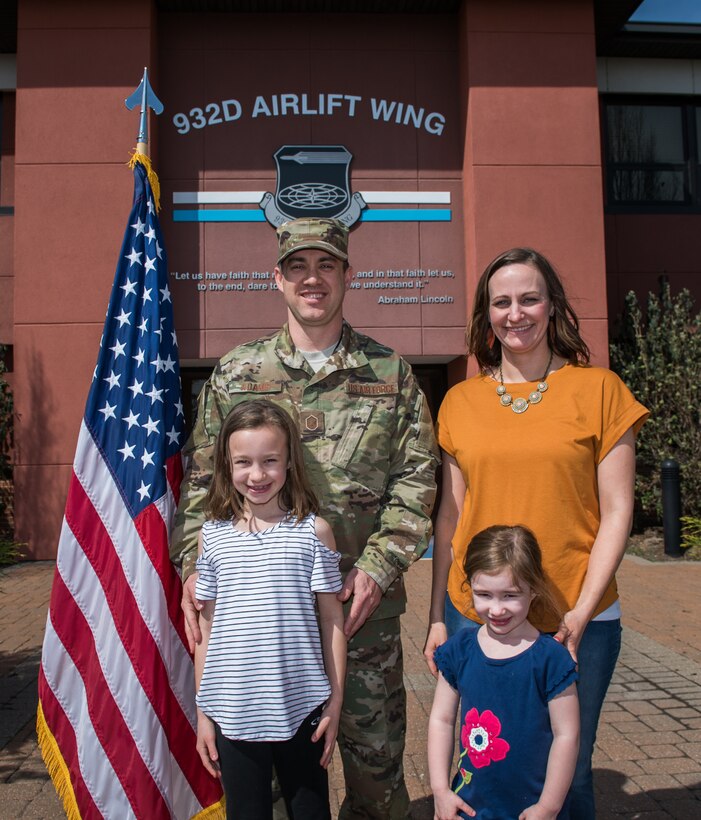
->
[0,539,21,566]
[609,284,701,525]
[681,516,701,559]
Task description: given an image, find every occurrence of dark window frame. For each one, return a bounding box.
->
[602,94,701,215]
[180,366,215,440]
[0,93,14,216]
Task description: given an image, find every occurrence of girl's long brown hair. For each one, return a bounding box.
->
[467,247,591,371]
[463,525,561,625]
[204,399,318,523]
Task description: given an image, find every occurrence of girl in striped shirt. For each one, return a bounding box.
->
[193,399,346,819]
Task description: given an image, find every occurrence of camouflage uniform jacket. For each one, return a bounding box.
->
[170,321,439,620]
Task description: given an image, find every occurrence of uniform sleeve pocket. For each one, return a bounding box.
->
[408,392,435,455]
[331,402,374,468]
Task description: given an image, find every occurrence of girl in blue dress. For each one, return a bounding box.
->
[428,525,580,820]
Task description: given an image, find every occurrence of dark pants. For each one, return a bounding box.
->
[215,706,330,820]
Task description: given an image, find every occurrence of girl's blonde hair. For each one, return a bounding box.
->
[204,399,319,523]
[463,525,561,624]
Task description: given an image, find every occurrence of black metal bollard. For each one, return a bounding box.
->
[660,459,682,557]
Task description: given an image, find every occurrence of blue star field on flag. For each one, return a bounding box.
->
[84,162,184,517]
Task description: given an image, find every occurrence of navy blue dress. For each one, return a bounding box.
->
[434,630,578,820]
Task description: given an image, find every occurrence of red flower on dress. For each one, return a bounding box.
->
[460,707,510,769]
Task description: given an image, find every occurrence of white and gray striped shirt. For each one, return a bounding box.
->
[195,513,342,741]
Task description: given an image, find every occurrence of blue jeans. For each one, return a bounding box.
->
[444,593,621,820]
[569,618,621,820]
[444,590,479,637]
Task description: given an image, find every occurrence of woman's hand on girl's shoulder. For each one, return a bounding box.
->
[315,515,338,551]
[553,607,589,663]
[423,621,449,678]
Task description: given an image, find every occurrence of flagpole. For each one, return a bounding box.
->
[125,66,163,155]
[125,67,164,211]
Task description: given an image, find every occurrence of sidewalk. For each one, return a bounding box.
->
[1,557,700,819]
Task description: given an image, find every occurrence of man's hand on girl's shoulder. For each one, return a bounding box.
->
[337,568,382,638]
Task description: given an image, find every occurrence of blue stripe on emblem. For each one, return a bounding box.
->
[360,209,451,222]
[171,208,452,223]
[172,210,266,222]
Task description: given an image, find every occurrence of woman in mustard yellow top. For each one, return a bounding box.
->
[424,248,648,820]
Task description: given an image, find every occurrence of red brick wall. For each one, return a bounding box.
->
[13,0,157,557]
[12,0,610,556]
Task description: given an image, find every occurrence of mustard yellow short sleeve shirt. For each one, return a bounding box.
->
[437,364,649,631]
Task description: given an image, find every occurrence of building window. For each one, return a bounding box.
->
[0,91,14,216]
[603,97,701,212]
[180,366,215,440]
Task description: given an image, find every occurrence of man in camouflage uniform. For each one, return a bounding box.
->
[171,217,439,818]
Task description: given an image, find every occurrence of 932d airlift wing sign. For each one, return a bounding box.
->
[260,145,367,227]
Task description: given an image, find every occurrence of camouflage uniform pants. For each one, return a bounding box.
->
[272,616,407,820]
[337,616,407,819]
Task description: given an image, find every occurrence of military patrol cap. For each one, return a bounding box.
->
[276,218,349,264]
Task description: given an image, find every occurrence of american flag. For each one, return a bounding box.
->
[37,160,224,819]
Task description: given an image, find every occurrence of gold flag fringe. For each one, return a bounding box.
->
[128,151,161,214]
[36,701,82,820]
[38,699,226,819]
[191,796,227,819]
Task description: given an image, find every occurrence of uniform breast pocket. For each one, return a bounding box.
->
[331,396,395,495]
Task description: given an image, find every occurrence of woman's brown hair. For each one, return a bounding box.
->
[466,247,591,371]
[204,399,319,523]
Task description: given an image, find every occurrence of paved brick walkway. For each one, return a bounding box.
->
[2,557,700,818]
[0,563,61,819]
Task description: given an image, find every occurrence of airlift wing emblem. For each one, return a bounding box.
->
[260,145,366,227]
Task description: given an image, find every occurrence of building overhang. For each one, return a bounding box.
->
[2,2,701,62]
